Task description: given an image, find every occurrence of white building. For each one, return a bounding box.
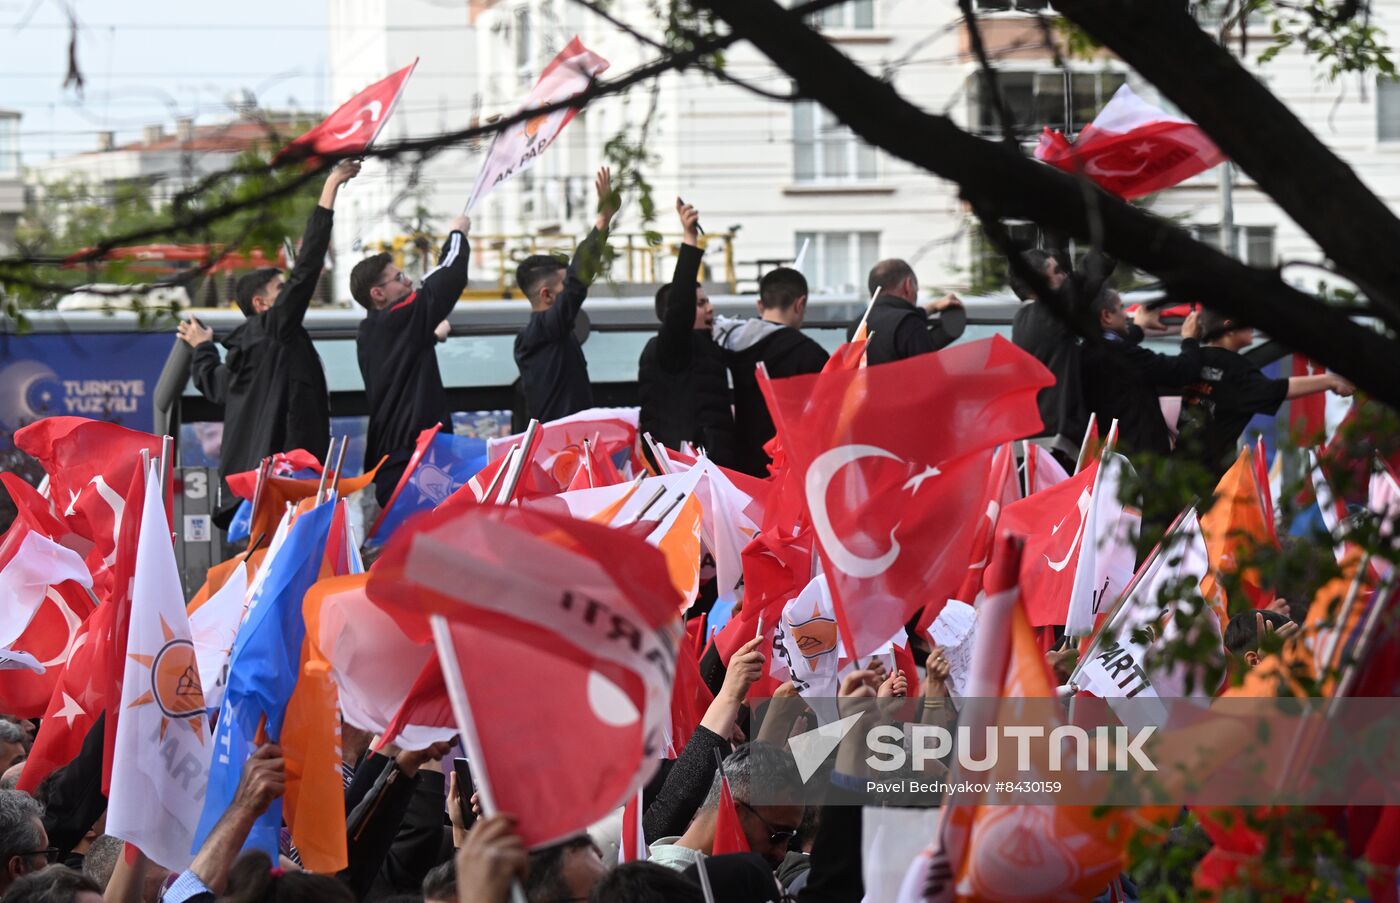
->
[323,0,1400,303]
[0,110,23,254]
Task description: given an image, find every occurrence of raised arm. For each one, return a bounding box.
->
[1288,372,1354,400]
[656,198,704,369]
[1125,308,1204,387]
[267,161,360,339]
[417,215,472,327]
[180,319,229,405]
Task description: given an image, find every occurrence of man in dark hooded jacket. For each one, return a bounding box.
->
[714,267,828,477]
[181,160,359,525]
[638,198,735,467]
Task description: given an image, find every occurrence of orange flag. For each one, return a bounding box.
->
[653,494,704,611]
[243,460,383,545]
[1200,446,1275,612]
[279,576,351,872]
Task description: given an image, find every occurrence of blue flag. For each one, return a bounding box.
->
[194,500,335,858]
[367,431,487,547]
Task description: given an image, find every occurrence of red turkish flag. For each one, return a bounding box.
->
[993,461,1099,628]
[712,773,751,855]
[1034,84,1225,200]
[761,336,1052,659]
[367,504,683,848]
[19,464,147,795]
[275,61,417,164]
[0,474,96,717]
[13,416,161,590]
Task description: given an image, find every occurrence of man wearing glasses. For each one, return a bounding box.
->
[648,743,805,873]
[0,789,53,893]
[351,213,472,507]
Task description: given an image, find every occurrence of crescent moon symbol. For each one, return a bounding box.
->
[331,99,384,141]
[805,444,904,579]
[37,586,84,669]
[1045,488,1092,572]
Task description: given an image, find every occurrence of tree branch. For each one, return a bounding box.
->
[1053,0,1400,330]
[690,0,1400,409]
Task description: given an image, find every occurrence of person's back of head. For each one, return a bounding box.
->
[682,853,785,903]
[0,865,102,903]
[653,283,673,323]
[0,764,22,793]
[516,254,568,310]
[0,789,46,893]
[78,837,122,893]
[1197,307,1237,345]
[866,258,917,301]
[221,851,354,903]
[758,268,808,321]
[234,267,283,318]
[588,861,704,903]
[349,253,393,312]
[1224,609,1292,667]
[421,858,456,903]
[1008,248,1054,301]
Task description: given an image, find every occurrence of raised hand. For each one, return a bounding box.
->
[177,316,213,348]
[595,166,618,231]
[677,197,700,247]
[455,815,527,903]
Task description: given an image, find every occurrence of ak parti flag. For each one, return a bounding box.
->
[367,504,683,848]
[275,60,417,164]
[466,37,610,211]
[196,500,335,859]
[1200,446,1276,609]
[227,458,380,546]
[368,426,489,547]
[107,465,210,871]
[763,336,1052,659]
[1034,84,1225,199]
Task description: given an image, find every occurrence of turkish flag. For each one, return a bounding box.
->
[0,474,96,716]
[1035,84,1225,200]
[275,60,417,164]
[13,416,161,588]
[367,504,683,848]
[993,462,1099,628]
[20,464,147,794]
[712,773,751,855]
[762,336,1052,659]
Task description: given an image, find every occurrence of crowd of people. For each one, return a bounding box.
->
[0,158,1372,903]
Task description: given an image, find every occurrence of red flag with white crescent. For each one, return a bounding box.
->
[275,60,418,164]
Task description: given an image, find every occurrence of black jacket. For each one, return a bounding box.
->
[191,205,334,485]
[1010,250,1117,457]
[1081,326,1202,458]
[357,231,470,506]
[846,295,957,366]
[514,229,604,423]
[715,318,828,477]
[638,243,735,465]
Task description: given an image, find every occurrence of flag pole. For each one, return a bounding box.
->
[429,613,530,903]
[792,237,811,271]
[854,286,881,338]
[327,436,349,503]
[496,420,541,505]
[248,458,271,544]
[1075,413,1099,474]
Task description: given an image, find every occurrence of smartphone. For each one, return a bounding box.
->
[452,758,477,830]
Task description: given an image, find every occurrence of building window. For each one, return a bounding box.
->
[794,101,877,183]
[1190,2,1268,31]
[1379,77,1400,141]
[1192,225,1275,266]
[0,116,17,177]
[796,231,880,294]
[514,7,534,79]
[974,0,1051,11]
[968,70,1126,140]
[809,0,874,28]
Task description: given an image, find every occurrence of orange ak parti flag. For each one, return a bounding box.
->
[1199,446,1276,610]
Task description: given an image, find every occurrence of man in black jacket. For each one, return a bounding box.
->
[844,258,962,366]
[351,213,472,507]
[715,267,829,477]
[181,160,359,525]
[637,199,735,467]
[513,167,617,424]
[1009,247,1116,470]
[1081,289,1202,459]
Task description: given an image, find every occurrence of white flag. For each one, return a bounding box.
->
[0,530,91,655]
[465,37,610,211]
[1064,452,1140,637]
[188,560,249,713]
[107,466,210,871]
